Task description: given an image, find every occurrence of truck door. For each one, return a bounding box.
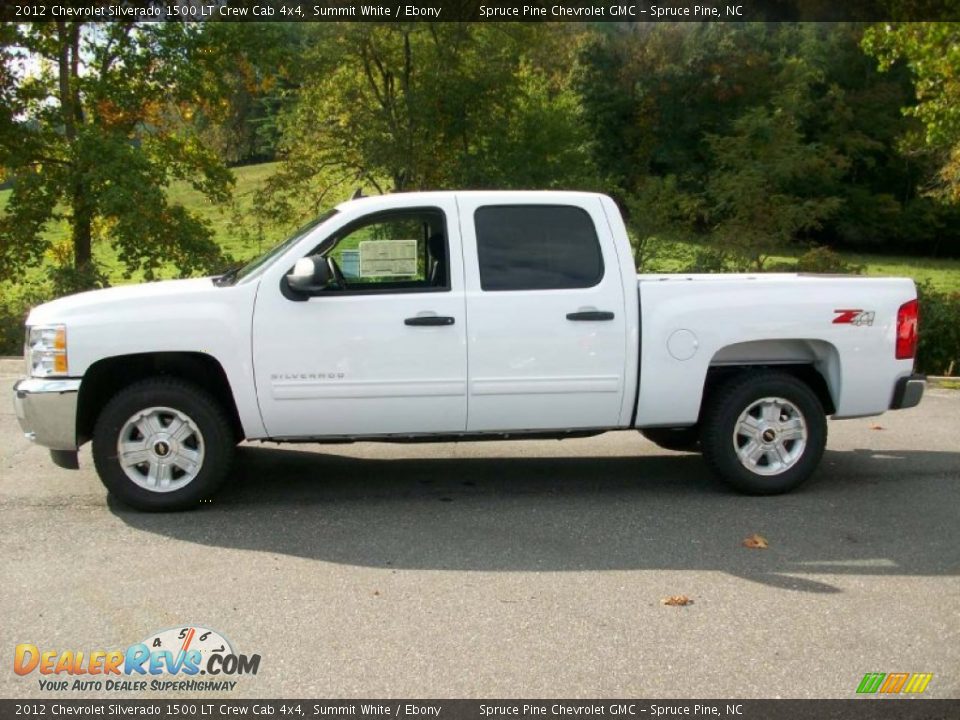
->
[458,195,629,431]
[251,200,467,438]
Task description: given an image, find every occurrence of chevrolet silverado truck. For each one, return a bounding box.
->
[13,191,925,511]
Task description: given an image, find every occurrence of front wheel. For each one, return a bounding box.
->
[92,378,235,511]
[700,371,827,495]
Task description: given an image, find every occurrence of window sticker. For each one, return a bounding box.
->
[359,239,418,277]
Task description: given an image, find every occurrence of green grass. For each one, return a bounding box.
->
[839,252,960,291]
[169,160,289,262]
[3,162,960,292]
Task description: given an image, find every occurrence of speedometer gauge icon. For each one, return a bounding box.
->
[140,625,233,672]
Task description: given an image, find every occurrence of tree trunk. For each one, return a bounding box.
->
[71,191,93,276]
[56,23,74,141]
[56,22,94,282]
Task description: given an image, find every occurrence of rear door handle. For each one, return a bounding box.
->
[566,311,615,321]
[404,316,455,326]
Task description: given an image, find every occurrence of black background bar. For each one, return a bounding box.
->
[2,700,960,720]
[3,0,960,23]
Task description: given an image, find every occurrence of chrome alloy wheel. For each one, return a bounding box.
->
[116,406,205,492]
[732,396,807,476]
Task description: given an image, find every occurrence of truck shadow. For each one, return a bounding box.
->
[111,444,960,593]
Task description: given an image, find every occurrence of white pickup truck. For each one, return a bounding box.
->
[13,191,924,510]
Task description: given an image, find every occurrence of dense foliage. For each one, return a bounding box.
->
[916,284,960,376]
[253,23,599,225]
[864,22,960,202]
[0,23,238,293]
[577,23,960,265]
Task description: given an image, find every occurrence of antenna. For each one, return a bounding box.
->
[351,187,364,200]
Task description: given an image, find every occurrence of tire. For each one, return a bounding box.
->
[700,370,827,495]
[92,377,235,511]
[641,427,700,452]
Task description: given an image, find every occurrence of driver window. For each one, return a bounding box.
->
[326,208,449,292]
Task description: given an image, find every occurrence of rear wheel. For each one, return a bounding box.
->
[700,371,826,495]
[92,378,234,511]
[641,427,700,452]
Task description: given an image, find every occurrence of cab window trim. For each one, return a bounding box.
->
[301,206,452,297]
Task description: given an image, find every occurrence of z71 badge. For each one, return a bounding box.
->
[833,309,875,326]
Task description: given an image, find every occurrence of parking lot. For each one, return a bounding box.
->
[2,362,958,699]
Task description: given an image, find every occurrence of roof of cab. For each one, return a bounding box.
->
[335,190,607,212]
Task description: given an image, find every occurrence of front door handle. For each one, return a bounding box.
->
[566,311,615,321]
[405,316,455,326]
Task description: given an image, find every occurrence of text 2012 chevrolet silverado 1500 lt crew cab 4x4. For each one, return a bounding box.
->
[13,191,925,510]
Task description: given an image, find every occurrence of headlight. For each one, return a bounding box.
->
[26,324,69,377]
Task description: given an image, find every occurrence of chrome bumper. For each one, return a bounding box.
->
[12,377,81,451]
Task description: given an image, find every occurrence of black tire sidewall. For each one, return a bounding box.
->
[92,379,233,511]
[702,373,827,495]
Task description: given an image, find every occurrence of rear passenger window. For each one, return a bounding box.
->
[474,205,604,291]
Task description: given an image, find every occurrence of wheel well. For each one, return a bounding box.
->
[76,352,244,445]
[701,364,836,420]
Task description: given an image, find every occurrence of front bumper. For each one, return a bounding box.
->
[890,374,925,410]
[13,377,81,451]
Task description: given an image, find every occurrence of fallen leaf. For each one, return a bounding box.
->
[661,595,693,607]
[869,423,884,430]
[742,533,769,549]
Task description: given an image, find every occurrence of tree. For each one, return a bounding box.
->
[258,23,599,225]
[863,22,960,200]
[577,22,960,262]
[0,22,233,292]
[705,104,846,269]
[186,22,310,165]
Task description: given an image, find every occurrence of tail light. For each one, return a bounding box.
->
[895,299,919,360]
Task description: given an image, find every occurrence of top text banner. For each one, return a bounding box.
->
[4,0,960,23]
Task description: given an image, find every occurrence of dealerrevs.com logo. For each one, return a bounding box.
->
[14,625,261,692]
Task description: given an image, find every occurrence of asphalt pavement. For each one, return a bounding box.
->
[1,365,958,699]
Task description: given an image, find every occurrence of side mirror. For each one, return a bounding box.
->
[286,255,333,295]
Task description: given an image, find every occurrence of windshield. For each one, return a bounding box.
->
[218,209,339,285]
